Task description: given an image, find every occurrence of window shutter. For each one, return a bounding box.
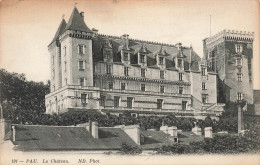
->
[84,45,86,54]
[78,61,80,69]
[78,78,80,85]
[77,45,80,54]
[86,94,88,103]
[84,78,87,86]
[83,60,86,69]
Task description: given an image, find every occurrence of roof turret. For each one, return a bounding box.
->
[49,18,67,46]
[64,7,92,33]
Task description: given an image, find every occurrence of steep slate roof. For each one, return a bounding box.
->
[12,125,137,151]
[93,35,201,71]
[49,18,67,46]
[139,129,175,149]
[64,7,92,33]
[177,131,204,144]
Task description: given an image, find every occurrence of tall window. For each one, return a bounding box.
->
[140,54,145,63]
[79,78,84,87]
[202,94,207,103]
[237,93,243,101]
[81,94,87,104]
[100,95,106,106]
[121,83,126,90]
[159,57,164,65]
[64,46,66,56]
[124,67,129,76]
[78,45,85,54]
[157,99,163,109]
[78,60,85,70]
[52,69,55,80]
[108,82,113,89]
[52,55,54,65]
[106,65,111,74]
[141,84,145,91]
[182,101,187,110]
[236,45,242,53]
[236,59,242,66]
[123,53,128,61]
[64,61,67,72]
[141,69,146,77]
[179,73,183,81]
[127,97,133,108]
[179,86,183,94]
[201,68,206,76]
[106,50,111,59]
[114,96,120,107]
[160,71,165,79]
[160,85,165,93]
[237,73,242,82]
[65,78,67,85]
[202,82,206,90]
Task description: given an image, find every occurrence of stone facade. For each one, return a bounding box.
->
[203,30,254,105]
[45,7,225,117]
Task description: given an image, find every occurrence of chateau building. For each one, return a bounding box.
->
[203,30,254,106]
[45,7,225,118]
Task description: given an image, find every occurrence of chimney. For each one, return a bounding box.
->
[168,126,178,137]
[160,125,168,134]
[91,121,99,139]
[121,125,140,145]
[192,126,202,135]
[80,12,84,20]
[92,28,98,37]
[121,34,129,50]
[204,127,213,138]
[12,125,16,142]
[175,43,182,50]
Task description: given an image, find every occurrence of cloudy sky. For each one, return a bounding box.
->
[0,0,259,88]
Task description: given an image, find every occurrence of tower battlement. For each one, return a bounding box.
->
[205,29,254,46]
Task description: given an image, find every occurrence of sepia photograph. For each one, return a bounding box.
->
[0,0,259,164]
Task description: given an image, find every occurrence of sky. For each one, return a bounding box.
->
[0,0,259,88]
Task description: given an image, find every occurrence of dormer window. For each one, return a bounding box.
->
[159,57,164,65]
[123,53,128,61]
[178,59,183,68]
[106,50,111,59]
[140,54,145,63]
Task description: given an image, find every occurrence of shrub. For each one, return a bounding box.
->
[155,144,191,154]
[120,143,142,155]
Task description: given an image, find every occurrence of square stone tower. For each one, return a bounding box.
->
[45,7,100,114]
[203,30,254,105]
